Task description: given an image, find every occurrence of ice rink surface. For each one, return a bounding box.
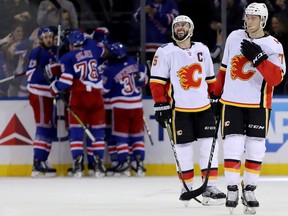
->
[0,176,287,216]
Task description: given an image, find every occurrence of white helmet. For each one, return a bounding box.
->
[244,3,268,28]
[171,15,194,43]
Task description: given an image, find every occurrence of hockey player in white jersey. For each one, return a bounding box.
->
[150,15,226,206]
[213,3,286,214]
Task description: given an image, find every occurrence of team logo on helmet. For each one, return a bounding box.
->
[177,64,202,90]
[230,55,255,80]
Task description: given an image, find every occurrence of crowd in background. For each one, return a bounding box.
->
[0,0,287,98]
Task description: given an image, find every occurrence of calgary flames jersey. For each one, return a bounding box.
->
[219,29,286,108]
[150,42,216,111]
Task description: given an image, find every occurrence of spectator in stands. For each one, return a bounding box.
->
[37,0,78,29]
[3,24,25,97]
[274,0,288,16]
[210,0,245,36]
[0,0,35,38]
[133,0,179,95]
[177,0,215,48]
[269,13,288,94]
[133,0,179,62]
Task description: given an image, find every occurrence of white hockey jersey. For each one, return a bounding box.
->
[150,42,216,112]
[220,30,286,108]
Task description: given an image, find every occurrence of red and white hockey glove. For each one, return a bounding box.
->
[50,80,61,97]
[45,63,61,80]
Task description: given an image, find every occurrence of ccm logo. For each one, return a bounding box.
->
[248,124,264,130]
[204,126,216,130]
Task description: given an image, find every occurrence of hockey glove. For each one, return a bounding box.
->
[50,80,61,97]
[154,102,172,128]
[240,39,268,67]
[45,63,61,81]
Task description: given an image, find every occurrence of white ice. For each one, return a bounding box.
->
[0,176,287,216]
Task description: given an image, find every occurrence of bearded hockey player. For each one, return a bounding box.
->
[26,27,59,177]
[149,15,226,206]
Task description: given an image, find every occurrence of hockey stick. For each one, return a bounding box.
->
[57,93,96,142]
[0,71,26,84]
[165,121,201,204]
[179,116,221,201]
[146,60,151,74]
[143,116,154,145]
[38,59,96,142]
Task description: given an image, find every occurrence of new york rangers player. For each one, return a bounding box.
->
[26,27,59,177]
[51,30,107,178]
[214,3,286,214]
[102,42,147,177]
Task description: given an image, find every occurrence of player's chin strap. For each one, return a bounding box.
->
[171,33,192,43]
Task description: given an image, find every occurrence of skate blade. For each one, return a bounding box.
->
[202,197,225,206]
[243,206,256,215]
[45,172,56,177]
[88,170,95,176]
[121,171,131,177]
[133,171,146,177]
[31,171,45,178]
[73,171,83,178]
[228,207,235,215]
[182,200,189,208]
[106,171,121,177]
[94,172,106,178]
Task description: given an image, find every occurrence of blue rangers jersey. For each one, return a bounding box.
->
[26,46,58,97]
[56,43,105,92]
[102,56,144,109]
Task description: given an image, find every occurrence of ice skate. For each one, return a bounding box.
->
[92,155,106,178]
[106,163,120,177]
[32,159,57,177]
[179,188,191,208]
[107,161,131,177]
[131,155,146,177]
[202,186,226,206]
[226,185,239,215]
[72,155,84,178]
[67,167,73,177]
[241,185,259,215]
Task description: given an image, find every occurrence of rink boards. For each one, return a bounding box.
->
[0,97,288,176]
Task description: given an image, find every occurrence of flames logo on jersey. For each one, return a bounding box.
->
[230,55,255,80]
[177,64,202,90]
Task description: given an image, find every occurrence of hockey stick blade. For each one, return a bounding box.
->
[179,178,208,201]
[180,116,220,201]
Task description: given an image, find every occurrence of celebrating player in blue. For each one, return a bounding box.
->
[26,27,59,177]
[102,42,147,177]
[51,30,107,178]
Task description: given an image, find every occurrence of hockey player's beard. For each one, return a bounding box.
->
[174,32,189,41]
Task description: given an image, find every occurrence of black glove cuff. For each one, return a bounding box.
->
[252,51,268,67]
[154,102,171,111]
[154,105,171,112]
